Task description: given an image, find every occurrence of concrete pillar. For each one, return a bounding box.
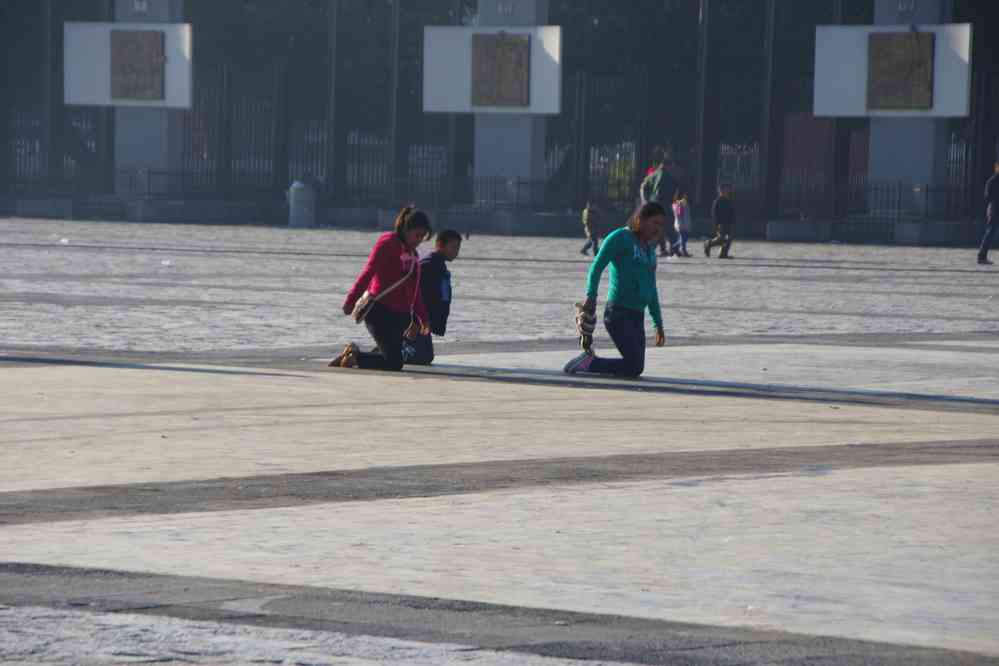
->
[473,0,548,202]
[113,0,185,195]
[867,0,953,194]
[694,0,719,214]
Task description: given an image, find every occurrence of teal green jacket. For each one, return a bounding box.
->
[586,227,663,329]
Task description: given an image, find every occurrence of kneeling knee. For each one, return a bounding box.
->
[619,362,644,378]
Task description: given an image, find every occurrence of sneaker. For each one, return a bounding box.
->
[719,254,733,259]
[703,240,711,257]
[979,257,994,265]
[563,350,595,375]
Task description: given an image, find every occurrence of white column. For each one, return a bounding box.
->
[867,0,952,193]
[113,0,185,195]
[473,0,549,203]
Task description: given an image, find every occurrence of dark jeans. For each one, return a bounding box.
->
[980,216,996,260]
[356,302,411,371]
[658,226,678,254]
[656,211,677,254]
[589,304,646,378]
[581,236,600,255]
[673,229,689,254]
[401,333,435,366]
[707,223,733,256]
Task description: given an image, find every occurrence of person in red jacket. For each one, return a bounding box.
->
[331,207,431,371]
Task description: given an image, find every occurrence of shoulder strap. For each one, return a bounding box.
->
[370,254,417,305]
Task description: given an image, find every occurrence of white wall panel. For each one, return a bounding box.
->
[64,22,192,109]
[814,23,971,118]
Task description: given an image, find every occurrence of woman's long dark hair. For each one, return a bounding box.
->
[394,206,432,243]
[627,201,667,234]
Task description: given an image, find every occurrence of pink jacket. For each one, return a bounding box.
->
[344,232,428,325]
[672,201,691,232]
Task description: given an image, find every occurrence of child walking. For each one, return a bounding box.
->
[672,192,692,257]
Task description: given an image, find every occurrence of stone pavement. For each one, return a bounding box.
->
[1,218,998,664]
[1,217,996,353]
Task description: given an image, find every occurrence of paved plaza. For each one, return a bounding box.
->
[1,217,998,665]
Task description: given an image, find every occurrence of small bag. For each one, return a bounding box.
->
[350,258,416,324]
[350,291,375,323]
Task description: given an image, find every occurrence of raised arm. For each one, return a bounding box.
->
[639,172,654,205]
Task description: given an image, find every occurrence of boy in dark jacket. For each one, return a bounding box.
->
[402,230,462,365]
[705,183,735,259]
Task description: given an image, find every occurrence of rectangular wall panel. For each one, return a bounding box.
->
[814,23,971,118]
[64,22,192,109]
[424,26,561,115]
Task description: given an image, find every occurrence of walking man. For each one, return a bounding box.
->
[640,156,678,257]
[704,183,735,259]
[978,161,998,266]
[580,201,601,255]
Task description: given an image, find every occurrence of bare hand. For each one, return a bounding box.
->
[655,328,666,347]
[420,322,431,336]
[404,322,420,340]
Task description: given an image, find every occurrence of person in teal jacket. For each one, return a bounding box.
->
[564,202,668,377]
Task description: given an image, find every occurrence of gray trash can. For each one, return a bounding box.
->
[288,180,317,228]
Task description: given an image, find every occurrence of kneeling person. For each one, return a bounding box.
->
[564,202,667,378]
[403,230,462,365]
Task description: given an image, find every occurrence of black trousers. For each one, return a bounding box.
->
[401,333,435,366]
[588,304,646,378]
[707,223,734,256]
[980,215,996,260]
[658,214,678,254]
[356,302,411,371]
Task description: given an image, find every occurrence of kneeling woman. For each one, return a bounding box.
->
[333,207,431,371]
[564,202,667,377]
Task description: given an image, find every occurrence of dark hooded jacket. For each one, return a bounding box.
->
[419,251,452,336]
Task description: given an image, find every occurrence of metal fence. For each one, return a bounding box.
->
[777,180,975,242]
[11,108,43,185]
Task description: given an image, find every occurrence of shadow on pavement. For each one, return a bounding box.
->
[411,363,999,413]
[0,355,309,379]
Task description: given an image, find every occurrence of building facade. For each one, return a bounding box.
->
[1,0,996,236]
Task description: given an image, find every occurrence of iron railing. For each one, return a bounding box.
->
[775,180,977,242]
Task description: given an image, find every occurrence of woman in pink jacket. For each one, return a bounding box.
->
[332,207,431,371]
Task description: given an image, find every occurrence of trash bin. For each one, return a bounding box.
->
[288,180,317,228]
